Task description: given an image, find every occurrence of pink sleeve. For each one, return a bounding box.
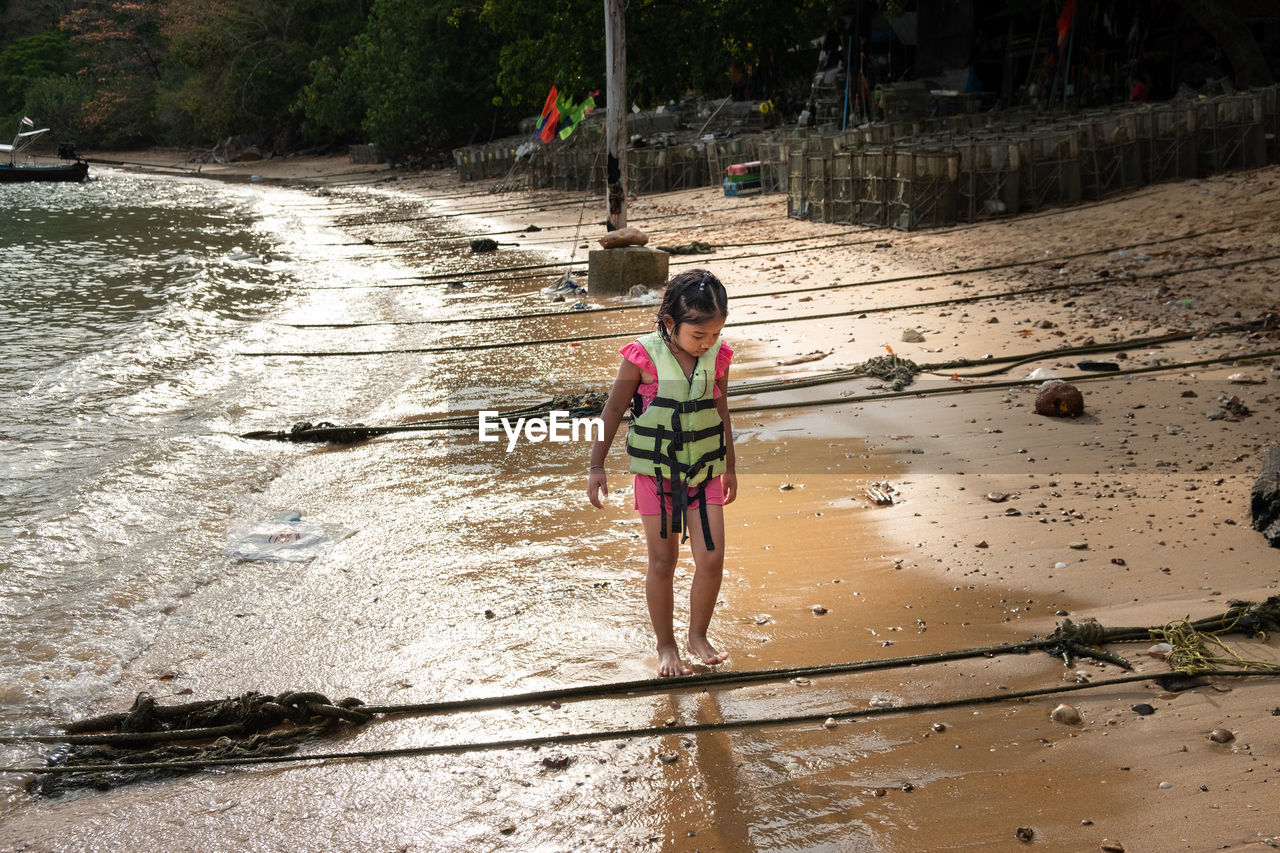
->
[715,341,734,377]
[713,341,733,398]
[619,341,656,375]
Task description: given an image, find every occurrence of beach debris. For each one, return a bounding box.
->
[985,491,1010,502]
[1158,781,1172,789]
[811,604,828,615]
[1026,367,1059,381]
[1182,389,1198,397]
[499,821,517,835]
[1100,840,1126,852]
[901,328,925,343]
[1069,541,1089,550]
[226,513,355,563]
[571,301,589,310]
[1077,360,1120,371]
[865,483,896,506]
[931,722,947,732]
[1054,561,1068,569]
[1131,703,1155,716]
[1208,727,1235,744]
[1227,372,1262,384]
[1250,447,1280,547]
[869,693,898,709]
[627,284,653,298]
[975,540,989,548]
[753,614,771,625]
[1146,642,1173,659]
[1215,395,1252,421]
[543,273,586,297]
[598,226,648,249]
[854,352,919,391]
[823,717,838,729]
[541,755,574,770]
[779,482,796,491]
[1050,703,1082,725]
[445,281,467,291]
[656,241,713,255]
[469,238,499,253]
[778,351,829,365]
[657,751,680,764]
[1015,827,1035,843]
[1035,381,1085,417]
[872,788,887,797]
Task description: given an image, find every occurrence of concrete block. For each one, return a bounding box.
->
[588,246,669,296]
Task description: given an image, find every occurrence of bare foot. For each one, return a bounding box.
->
[687,633,729,666]
[656,644,692,677]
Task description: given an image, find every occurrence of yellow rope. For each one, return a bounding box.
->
[1154,619,1280,675]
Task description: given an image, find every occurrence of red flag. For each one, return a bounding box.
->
[536,86,560,143]
[1056,0,1075,37]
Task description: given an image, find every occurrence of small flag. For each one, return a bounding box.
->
[21,116,35,127]
[557,94,595,140]
[1056,0,1075,38]
[536,86,560,143]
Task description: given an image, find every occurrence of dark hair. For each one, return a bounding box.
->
[656,268,728,342]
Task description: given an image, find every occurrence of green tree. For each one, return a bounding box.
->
[60,0,166,145]
[302,0,506,156]
[160,0,370,147]
[0,29,75,118]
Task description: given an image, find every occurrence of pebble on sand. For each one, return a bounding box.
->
[1050,703,1082,725]
[901,329,926,343]
[1209,728,1235,743]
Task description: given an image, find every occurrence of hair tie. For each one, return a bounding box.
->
[699,271,708,291]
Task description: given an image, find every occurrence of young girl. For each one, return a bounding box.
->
[587,269,736,677]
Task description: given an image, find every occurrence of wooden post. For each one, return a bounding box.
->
[604,0,626,231]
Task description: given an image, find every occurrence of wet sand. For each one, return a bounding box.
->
[6,149,1279,851]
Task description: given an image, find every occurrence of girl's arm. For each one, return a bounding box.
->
[715,367,737,505]
[588,358,642,508]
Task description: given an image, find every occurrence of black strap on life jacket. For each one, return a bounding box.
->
[638,391,724,550]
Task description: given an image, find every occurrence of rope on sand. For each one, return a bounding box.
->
[252,254,1280,355]
[4,600,1277,795]
[282,216,1280,297]
[238,343,1280,443]
[10,672,1278,795]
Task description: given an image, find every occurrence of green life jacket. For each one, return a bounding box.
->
[626,330,727,549]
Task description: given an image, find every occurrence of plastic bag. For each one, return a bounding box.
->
[226,512,355,563]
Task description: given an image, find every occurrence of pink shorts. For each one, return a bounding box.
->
[633,474,724,515]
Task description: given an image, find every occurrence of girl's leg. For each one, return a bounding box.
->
[685,502,729,665]
[642,513,689,676]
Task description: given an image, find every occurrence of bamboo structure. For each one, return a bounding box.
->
[452,86,1280,232]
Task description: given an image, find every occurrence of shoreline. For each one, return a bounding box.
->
[13,152,1280,850]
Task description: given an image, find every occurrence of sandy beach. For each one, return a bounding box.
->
[8,146,1278,851]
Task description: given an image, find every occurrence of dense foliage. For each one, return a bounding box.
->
[1,1,1271,156]
[0,0,837,155]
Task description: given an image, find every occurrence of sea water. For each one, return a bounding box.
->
[0,171,422,734]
